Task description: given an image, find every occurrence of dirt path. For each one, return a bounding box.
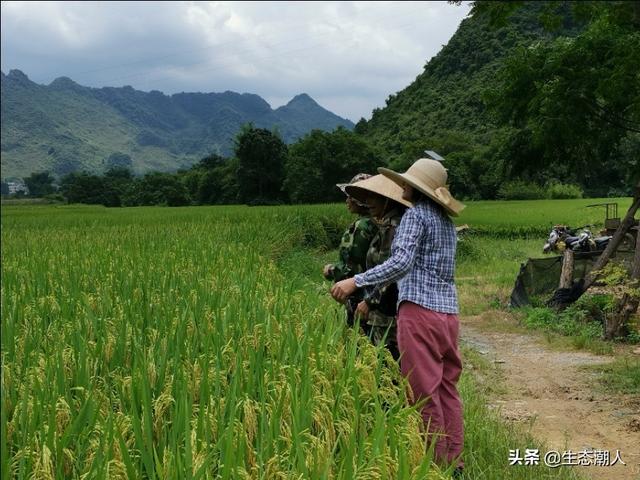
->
[461,315,640,480]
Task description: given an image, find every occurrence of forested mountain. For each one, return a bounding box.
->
[357,2,637,198]
[0,70,353,178]
[358,6,559,156]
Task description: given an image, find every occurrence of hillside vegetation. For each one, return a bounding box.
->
[0,71,353,178]
[358,1,638,199]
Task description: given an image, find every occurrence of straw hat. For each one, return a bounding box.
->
[336,173,371,208]
[336,173,372,195]
[378,159,465,216]
[345,174,413,209]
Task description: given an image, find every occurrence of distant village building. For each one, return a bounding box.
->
[7,181,29,195]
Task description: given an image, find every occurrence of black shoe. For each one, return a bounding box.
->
[452,467,464,479]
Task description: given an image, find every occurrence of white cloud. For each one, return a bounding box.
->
[1,1,471,120]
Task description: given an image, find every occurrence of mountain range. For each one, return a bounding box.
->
[0,70,353,178]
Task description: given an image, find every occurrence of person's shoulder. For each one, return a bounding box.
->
[404,202,437,230]
[416,200,446,219]
[400,205,422,222]
[355,216,377,232]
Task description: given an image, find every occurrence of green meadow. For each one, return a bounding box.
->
[3,198,624,479]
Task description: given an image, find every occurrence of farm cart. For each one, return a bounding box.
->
[587,202,638,250]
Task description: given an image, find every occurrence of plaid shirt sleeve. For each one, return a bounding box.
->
[354,208,425,287]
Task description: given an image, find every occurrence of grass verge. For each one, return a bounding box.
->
[583,355,640,395]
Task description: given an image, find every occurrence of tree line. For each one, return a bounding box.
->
[5,125,381,207]
[2,119,612,206]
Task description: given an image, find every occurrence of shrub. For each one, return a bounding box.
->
[497,180,546,200]
[521,301,610,344]
[546,181,583,199]
[573,294,614,324]
[456,236,482,261]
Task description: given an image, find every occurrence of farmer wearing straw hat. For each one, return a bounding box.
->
[323,173,378,329]
[330,159,466,473]
[342,174,412,360]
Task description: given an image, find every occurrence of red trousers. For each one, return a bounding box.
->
[396,301,464,468]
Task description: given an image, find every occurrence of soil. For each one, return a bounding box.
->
[461,314,640,480]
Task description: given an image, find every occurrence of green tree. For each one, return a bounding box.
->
[24,171,55,197]
[215,157,240,204]
[60,168,133,207]
[193,154,229,204]
[103,167,135,206]
[197,153,227,171]
[479,1,640,194]
[60,172,108,205]
[235,125,287,204]
[469,0,640,335]
[180,153,239,205]
[284,127,380,204]
[131,172,190,207]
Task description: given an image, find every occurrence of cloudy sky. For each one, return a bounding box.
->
[1,1,471,121]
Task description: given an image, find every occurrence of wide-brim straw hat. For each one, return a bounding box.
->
[336,173,372,195]
[336,173,372,207]
[378,159,465,216]
[344,174,413,209]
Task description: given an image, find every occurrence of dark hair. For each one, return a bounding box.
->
[410,189,428,203]
[383,198,407,216]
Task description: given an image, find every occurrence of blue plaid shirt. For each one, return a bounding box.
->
[354,200,458,314]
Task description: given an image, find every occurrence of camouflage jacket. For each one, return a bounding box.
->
[327,216,377,282]
[363,208,403,326]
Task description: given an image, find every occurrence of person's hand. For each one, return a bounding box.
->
[331,277,357,302]
[323,264,334,279]
[355,301,369,320]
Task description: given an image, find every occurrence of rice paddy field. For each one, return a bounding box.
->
[2,198,630,479]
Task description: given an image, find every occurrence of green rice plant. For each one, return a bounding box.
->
[454,197,633,239]
[3,198,608,479]
[1,204,446,479]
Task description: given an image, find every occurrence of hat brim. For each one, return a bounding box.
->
[378,167,465,216]
[337,182,369,207]
[344,175,413,209]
